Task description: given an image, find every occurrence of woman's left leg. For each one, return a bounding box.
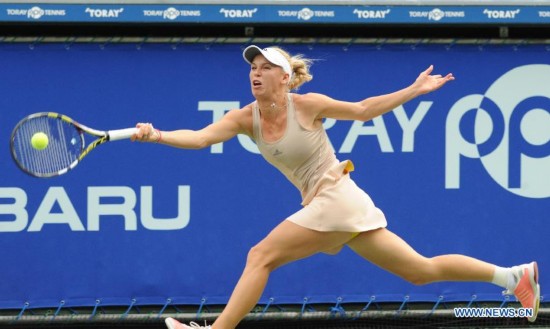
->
[346,228,495,285]
[346,227,539,322]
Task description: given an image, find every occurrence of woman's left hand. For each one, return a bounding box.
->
[414,65,455,95]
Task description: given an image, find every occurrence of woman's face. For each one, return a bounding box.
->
[249,54,287,98]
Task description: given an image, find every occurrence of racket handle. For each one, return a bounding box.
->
[108,128,139,141]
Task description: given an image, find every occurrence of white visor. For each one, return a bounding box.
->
[243,45,292,78]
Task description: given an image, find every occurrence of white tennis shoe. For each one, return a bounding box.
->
[165,317,211,329]
[502,261,540,322]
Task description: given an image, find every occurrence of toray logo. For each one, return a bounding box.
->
[219,8,257,18]
[27,6,44,19]
[85,7,124,18]
[446,65,550,198]
[353,9,391,19]
[483,9,520,19]
[429,8,445,21]
[298,8,314,20]
[163,7,179,20]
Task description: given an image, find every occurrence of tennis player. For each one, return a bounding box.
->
[133,45,540,328]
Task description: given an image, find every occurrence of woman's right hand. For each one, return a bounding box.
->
[131,122,160,142]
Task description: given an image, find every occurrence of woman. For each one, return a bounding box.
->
[132,45,540,328]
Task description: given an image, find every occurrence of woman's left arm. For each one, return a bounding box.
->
[316,65,454,122]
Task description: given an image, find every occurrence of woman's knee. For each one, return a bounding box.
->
[246,243,281,271]
[399,258,438,286]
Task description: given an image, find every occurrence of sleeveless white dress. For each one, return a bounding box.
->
[252,93,387,232]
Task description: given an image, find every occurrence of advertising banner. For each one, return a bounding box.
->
[0,43,548,309]
[0,4,548,24]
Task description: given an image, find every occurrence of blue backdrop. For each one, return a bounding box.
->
[0,43,548,309]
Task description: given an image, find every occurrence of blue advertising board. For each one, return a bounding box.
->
[0,43,548,309]
[0,4,549,24]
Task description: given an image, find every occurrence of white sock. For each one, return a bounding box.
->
[492,266,512,289]
[492,265,523,290]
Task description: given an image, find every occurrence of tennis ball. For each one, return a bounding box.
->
[31,132,49,150]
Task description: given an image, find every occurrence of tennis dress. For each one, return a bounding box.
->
[252,94,387,232]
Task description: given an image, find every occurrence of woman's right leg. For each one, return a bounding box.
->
[212,220,354,329]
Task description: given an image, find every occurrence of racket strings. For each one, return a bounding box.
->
[12,116,83,176]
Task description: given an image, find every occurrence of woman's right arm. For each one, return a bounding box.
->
[132,107,250,149]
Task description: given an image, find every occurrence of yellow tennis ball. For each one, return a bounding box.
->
[31,132,49,150]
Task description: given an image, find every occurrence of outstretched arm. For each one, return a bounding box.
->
[315,65,454,122]
[361,65,454,118]
[131,108,246,149]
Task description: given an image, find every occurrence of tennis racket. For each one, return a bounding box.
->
[10,112,137,178]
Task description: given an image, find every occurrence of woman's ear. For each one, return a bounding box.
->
[282,73,290,85]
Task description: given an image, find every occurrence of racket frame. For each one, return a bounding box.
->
[10,112,137,178]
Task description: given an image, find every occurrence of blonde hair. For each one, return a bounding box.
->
[271,47,313,91]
